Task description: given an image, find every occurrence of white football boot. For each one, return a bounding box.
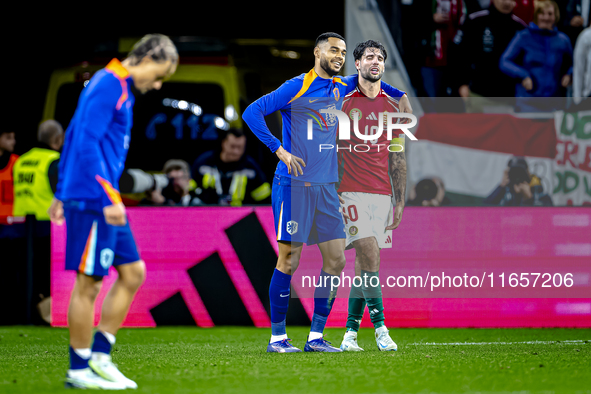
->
[340,330,364,351]
[375,326,397,351]
[65,368,127,390]
[89,353,138,389]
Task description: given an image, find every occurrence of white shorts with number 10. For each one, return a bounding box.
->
[341,192,393,250]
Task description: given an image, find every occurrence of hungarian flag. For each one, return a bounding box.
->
[408,113,558,205]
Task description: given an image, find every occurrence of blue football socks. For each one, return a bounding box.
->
[269,269,292,336]
[310,270,339,337]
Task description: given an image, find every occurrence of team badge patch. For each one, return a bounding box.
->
[349,226,358,236]
[287,221,298,235]
[349,108,362,121]
[333,87,340,101]
[100,248,115,269]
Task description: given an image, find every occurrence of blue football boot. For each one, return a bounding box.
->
[266,338,302,353]
[304,336,342,352]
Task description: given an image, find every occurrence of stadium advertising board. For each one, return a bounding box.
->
[51,207,591,328]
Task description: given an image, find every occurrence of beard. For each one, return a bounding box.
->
[320,56,341,77]
[360,67,383,82]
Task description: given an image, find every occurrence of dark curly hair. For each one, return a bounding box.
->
[353,40,387,62]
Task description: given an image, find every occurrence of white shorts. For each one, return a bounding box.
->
[341,192,393,250]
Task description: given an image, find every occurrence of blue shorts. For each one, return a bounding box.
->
[64,206,140,277]
[272,175,345,245]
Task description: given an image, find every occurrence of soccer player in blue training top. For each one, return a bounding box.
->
[48,34,178,389]
[242,32,409,353]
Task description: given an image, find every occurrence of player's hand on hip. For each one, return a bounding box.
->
[399,94,413,124]
[104,203,127,226]
[276,146,305,177]
[522,77,534,91]
[386,202,404,231]
[48,198,65,225]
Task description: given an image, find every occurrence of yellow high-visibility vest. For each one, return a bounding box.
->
[13,148,60,220]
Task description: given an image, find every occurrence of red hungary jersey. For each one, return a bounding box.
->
[338,87,402,195]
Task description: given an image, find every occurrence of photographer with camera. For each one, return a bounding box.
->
[141,160,202,206]
[407,177,452,207]
[484,157,553,206]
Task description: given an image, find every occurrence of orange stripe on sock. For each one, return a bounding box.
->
[95,175,122,205]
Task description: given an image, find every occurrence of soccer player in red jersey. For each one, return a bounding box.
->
[337,40,410,352]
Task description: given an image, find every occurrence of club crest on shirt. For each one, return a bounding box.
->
[287,221,298,235]
[349,226,358,236]
[325,103,338,127]
[349,108,362,121]
[333,87,340,101]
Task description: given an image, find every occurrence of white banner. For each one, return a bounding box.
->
[553,111,591,206]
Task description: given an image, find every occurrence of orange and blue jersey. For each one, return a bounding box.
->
[242,69,405,184]
[55,58,134,211]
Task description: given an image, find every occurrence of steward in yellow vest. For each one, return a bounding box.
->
[13,120,63,221]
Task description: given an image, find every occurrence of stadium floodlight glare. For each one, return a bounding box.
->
[215,117,230,130]
[225,104,238,121]
[178,100,189,110]
[191,104,202,116]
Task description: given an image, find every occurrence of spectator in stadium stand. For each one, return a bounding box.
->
[573,27,591,104]
[191,128,271,206]
[483,157,553,206]
[13,120,63,221]
[464,0,491,14]
[416,0,466,110]
[513,0,535,24]
[0,128,18,225]
[499,0,573,112]
[451,0,527,112]
[563,0,590,45]
[142,159,202,206]
[407,177,452,206]
[465,0,535,22]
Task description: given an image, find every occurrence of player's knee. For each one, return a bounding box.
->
[75,275,103,300]
[360,250,380,271]
[330,254,347,273]
[277,243,302,275]
[120,261,146,291]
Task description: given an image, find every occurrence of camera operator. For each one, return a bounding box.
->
[484,157,553,206]
[407,177,452,206]
[140,160,202,206]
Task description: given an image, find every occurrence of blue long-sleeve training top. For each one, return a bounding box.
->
[499,23,573,98]
[242,69,405,184]
[55,58,135,211]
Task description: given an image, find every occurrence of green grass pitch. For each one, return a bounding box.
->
[0,326,590,393]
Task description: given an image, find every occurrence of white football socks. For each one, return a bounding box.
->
[308,332,323,341]
[270,334,287,343]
